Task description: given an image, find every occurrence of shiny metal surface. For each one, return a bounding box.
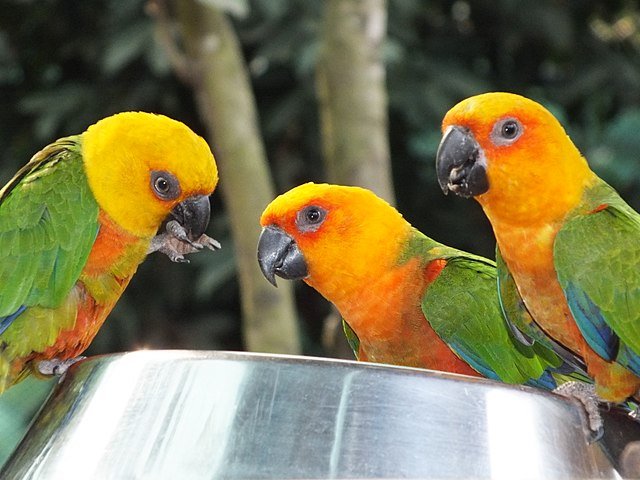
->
[2,350,636,479]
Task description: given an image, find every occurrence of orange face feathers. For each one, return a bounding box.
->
[82,112,218,238]
[437,92,594,225]
[260,183,412,296]
[441,93,577,170]
[259,183,483,374]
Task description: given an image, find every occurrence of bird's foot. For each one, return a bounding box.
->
[37,356,86,377]
[554,381,604,442]
[148,220,221,263]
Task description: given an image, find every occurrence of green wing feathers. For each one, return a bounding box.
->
[496,248,588,375]
[0,137,100,391]
[0,137,100,314]
[555,180,640,374]
[422,249,586,389]
[342,319,360,359]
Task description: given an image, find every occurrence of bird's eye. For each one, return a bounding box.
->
[296,205,327,232]
[151,170,181,201]
[155,177,169,193]
[501,121,519,139]
[491,117,523,145]
[306,208,321,223]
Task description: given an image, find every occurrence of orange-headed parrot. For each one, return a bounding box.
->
[436,92,640,407]
[257,182,589,391]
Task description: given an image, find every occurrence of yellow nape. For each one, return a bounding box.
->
[261,182,413,297]
[443,92,595,226]
[82,112,218,238]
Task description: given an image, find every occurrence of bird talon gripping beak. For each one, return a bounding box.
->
[170,195,211,240]
[257,226,308,287]
[435,125,489,198]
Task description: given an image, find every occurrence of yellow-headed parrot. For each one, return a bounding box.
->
[0,112,219,392]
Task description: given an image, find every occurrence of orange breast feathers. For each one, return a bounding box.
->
[34,210,148,362]
[83,210,147,277]
[327,255,480,377]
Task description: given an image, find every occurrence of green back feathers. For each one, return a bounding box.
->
[0,137,101,391]
[555,179,640,372]
[0,136,100,316]
[402,230,586,388]
[421,255,554,385]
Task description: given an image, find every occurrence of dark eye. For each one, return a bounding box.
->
[306,208,321,223]
[155,177,169,193]
[296,205,327,232]
[151,170,181,201]
[501,120,519,139]
[491,117,523,145]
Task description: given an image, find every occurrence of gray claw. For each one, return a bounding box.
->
[196,235,222,251]
[149,223,221,263]
[554,381,604,443]
[37,356,86,377]
[166,220,200,248]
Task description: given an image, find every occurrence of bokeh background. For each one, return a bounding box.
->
[1,0,640,465]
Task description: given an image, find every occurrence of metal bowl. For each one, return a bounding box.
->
[2,350,637,479]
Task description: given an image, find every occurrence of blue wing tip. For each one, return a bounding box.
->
[0,305,26,336]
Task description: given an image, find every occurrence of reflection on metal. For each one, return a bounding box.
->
[2,351,638,479]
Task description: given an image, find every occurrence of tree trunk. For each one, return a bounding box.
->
[316,0,395,204]
[316,0,394,358]
[174,0,301,354]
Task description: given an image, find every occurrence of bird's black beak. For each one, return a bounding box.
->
[435,126,489,198]
[257,226,308,287]
[170,195,211,240]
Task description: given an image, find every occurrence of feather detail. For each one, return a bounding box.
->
[335,254,480,376]
[1,210,149,390]
[82,211,149,282]
[565,282,619,361]
[0,306,26,336]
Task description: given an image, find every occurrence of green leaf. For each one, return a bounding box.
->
[102,21,153,76]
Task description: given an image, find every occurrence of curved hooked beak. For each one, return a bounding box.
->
[257,226,309,287]
[171,195,211,240]
[435,126,489,198]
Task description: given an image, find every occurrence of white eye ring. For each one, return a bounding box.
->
[296,205,327,233]
[491,117,523,146]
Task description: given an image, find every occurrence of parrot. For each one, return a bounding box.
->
[257,182,590,392]
[435,91,640,408]
[0,112,219,393]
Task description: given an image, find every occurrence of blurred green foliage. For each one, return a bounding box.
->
[1,0,640,461]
